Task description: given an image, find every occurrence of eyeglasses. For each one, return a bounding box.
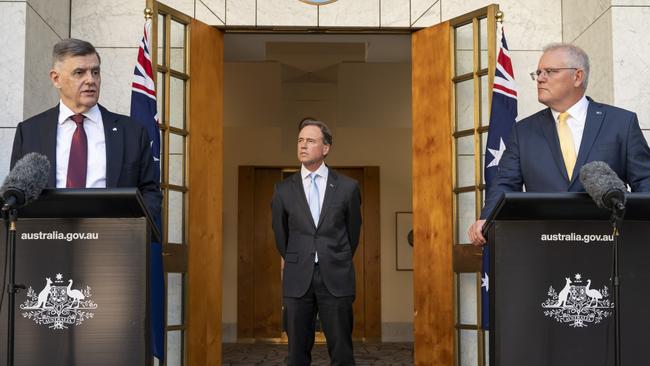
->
[529,67,579,81]
[298,137,322,146]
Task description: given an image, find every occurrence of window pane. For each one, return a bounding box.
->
[169,76,185,129]
[479,18,488,70]
[457,191,476,244]
[457,154,475,188]
[157,72,165,124]
[159,129,165,183]
[455,79,474,132]
[480,132,488,186]
[169,133,185,186]
[480,75,490,127]
[157,14,166,66]
[458,273,478,324]
[455,23,474,76]
[167,330,183,366]
[168,189,184,244]
[167,272,184,326]
[170,19,186,73]
[457,134,474,156]
[459,329,478,366]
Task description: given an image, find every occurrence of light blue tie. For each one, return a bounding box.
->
[308,173,320,226]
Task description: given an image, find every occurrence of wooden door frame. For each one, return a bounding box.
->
[237,166,381,342]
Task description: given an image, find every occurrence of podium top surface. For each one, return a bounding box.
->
[16,188,150,219]
[487,192,650,221]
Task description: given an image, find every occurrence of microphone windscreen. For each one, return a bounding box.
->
[1,152,50,207]
[579,161,626,209]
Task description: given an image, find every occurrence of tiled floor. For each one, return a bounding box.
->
[222,342,413,365]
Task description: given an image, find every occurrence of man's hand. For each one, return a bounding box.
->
[468,219,486,246]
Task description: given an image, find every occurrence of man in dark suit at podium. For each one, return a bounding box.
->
[469,43,650,246]
[10,38,161,217]
[271,118,362,365]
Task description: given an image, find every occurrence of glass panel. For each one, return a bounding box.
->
[159,129,165,182]
[157,14,165,66]
[484,331,490,365]
[479,17,488,70]
[169,76,185,129]
[170,19,186,72]
[167,272,184,326]
[167,330,183,366]
[480,75,490,127]
[457,134,474,156]
[458,273,478,324]
[157,72,165,124]
[457,191,476,244]
[457,154,475,188]
[459,329,478,366]
[169,133,185,186]
[455,79,474,132]
[455,23,473,76]
[168,189,184,244]
[480,132,488,186]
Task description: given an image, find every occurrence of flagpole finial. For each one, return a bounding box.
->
[496,11,504,24]
[144,7,153,20]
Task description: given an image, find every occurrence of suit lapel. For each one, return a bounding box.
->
[100,105,124,187]
[44,106,59,187]
[571,99,605,187]
[540,108,571,182]
[292,173,315,229]
[317,169,338,228]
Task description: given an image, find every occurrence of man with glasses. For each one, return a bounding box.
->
[469,43,650,245]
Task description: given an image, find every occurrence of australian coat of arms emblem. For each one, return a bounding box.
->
[20,273,98,329]
[541,273,613,328]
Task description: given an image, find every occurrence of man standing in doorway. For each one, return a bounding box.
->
[271,118,362,365]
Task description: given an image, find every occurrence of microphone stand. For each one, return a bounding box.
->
[611,206,624,366]
[3,203,24,366]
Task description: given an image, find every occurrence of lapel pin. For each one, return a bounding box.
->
[596,111,602,115]
[112,127,118,131]
[329,184,334,188]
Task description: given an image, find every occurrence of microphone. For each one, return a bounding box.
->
[580,161,626,216]
[1,152,50,209]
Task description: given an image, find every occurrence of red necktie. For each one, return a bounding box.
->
[66,114,87,188]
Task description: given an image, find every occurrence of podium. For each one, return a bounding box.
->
[485,192,650,366]
[0,188,158,366]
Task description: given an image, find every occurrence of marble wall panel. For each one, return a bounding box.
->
[71,0,146,47]
[562,0,610,43]
[412,0,440,27]
[0,2,26,127]
[225,0,255,26]
[611,6,650,128]
[441,0,562,51]
[27,0,70,38]
[200,0,225,24]
[611,0,650,4]
[509,50,545,120]
[573,9,613,105]
[257,0,317,27]
[24,5,61,120]
[318,0,380,27]
[0,128,16,179]
[411,0,438,25]
[158,0,195,17]
[196,0,225,25]
[381,0,410,27]
[96,47,140,116]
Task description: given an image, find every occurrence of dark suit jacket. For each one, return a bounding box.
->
[271,168,362,298]
[10,104,162,219]
[482,98,650,218]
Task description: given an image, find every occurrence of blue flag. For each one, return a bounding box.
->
[130,19,164,361]
[482,27,517,330]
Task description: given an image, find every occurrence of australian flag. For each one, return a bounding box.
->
[130,18,165,361]
[481,27,517,330]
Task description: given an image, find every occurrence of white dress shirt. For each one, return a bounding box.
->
[301,162,328,263]
[57,102,107,188]
[551,95,589,154]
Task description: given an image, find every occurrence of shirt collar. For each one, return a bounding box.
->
[551,95,589,123]
[301,162,328,181]
[58,101,101,126]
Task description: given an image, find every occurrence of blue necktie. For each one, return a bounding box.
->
[309,173,320,226]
